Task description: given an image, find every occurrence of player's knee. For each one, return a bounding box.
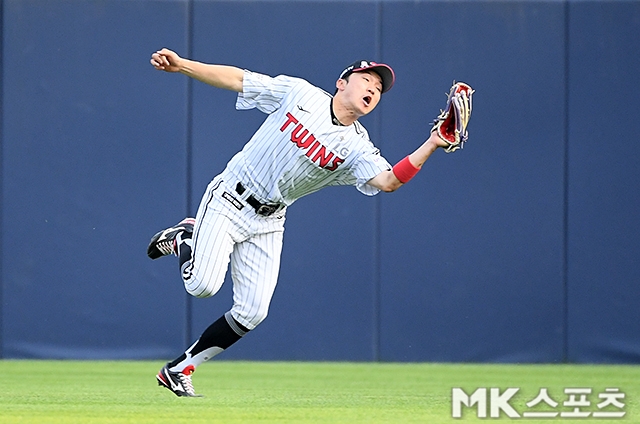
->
[233,306,269,330]
[187,286,215,298]
[252,308,269,327]
[183,276,223,298]
[181,260,226,298]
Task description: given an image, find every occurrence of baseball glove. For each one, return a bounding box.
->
[431,81,474,153]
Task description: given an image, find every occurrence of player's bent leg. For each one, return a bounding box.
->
[229,230,284,330]
[182,208,237,298]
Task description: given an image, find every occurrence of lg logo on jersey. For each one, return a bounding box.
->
[280,112,345,171]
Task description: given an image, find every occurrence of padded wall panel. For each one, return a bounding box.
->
[566,1,640,363]
[379,2,566,362]
[187,0,381,360]
[2,0,190,358]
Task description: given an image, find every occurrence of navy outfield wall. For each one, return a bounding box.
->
[1,0,639,363]
[1,0,191,359]
[566,1,640,363]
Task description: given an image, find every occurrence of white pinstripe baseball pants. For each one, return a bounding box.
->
[181,173,286,331]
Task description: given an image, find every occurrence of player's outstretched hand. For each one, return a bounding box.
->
[150,48,183,73]
[427,130,451,150]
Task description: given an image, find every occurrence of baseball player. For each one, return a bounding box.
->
[148,48,466,397]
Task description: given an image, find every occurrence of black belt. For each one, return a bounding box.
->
[235,183,282,216]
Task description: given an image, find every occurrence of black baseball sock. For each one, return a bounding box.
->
[175,231,192,268]
[168,312,250,372]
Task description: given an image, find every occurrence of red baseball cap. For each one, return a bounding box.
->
[339,60,396,93]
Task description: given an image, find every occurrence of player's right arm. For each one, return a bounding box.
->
[367,131,447,192]
[150,48,244,92]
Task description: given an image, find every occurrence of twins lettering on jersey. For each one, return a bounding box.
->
[280,112,345,171]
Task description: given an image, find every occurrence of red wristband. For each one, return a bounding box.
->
[392,156,420,184]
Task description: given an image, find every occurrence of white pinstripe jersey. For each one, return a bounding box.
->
[223,70,391,206]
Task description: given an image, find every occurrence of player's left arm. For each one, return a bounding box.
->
[367,131,447,192]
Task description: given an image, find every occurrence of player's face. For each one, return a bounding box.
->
[342,71,382,116]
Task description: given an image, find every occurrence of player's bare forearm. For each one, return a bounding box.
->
[367,133,444,192]
[150,48,244,92]
[409,132,444,167]
[180,61,244,92]
[367,170,403,192]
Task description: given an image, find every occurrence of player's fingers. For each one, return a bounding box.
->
[150,52,162,64]
[152,52,170,68]
[157,48,172,60]
[149,56,164,70]
[151,55,171,70]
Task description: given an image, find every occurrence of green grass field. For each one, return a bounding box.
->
[0,360,637,423]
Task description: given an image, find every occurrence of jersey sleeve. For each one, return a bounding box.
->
[236,71,296,114]
[351,147,392,196]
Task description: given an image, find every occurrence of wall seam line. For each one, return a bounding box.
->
[562,0,570,364]
[185,0,195,349]
[373,0,383,362]
[0,0,5,359]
